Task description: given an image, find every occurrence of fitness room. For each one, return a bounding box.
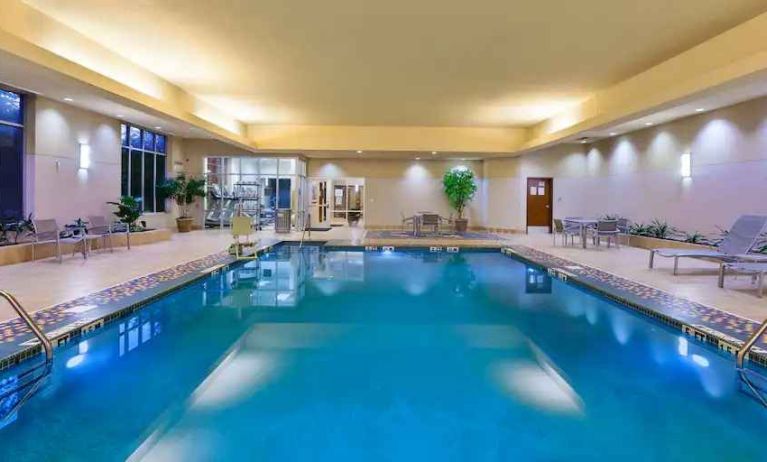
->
[203,156,307,232]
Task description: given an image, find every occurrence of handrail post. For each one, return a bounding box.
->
[737,319,767,369]
[0,290,53,363]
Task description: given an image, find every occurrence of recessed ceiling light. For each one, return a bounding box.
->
[356,150,363,154]
[609,132,617,136]
[695,108,705,112]
[415,157,421,160]
[63,97,73,102]
[461,158,466,161]
[116,114,124,118]
[645,122,653,126]
[580,140,587,144]
[431,151,437,155]
[154,126,162,130]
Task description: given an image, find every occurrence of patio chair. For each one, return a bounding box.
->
[718,262,767,298]
[420,213,440,235]
[439,214,454,235]
[401,212,416,234]
[31,219,87,263]
[553,218,580,246]
[589,220,620,248]
[649,215,767,275]
[85,216,114,254]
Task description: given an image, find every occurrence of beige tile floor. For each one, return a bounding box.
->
[0,226,765,323]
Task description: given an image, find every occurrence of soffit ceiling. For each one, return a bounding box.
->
[22,0,767,127]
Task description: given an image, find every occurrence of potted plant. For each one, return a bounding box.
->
[157,175,206,233]
[442,167,477,233]
[107,196,142,231]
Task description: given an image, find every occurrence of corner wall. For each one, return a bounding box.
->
[307,159,486,228]
[485,95,767,234]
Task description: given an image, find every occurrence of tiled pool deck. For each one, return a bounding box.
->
[1,237,765,371]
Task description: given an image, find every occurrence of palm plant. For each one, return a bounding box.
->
[157,175,206,218]
[107,196,142,231]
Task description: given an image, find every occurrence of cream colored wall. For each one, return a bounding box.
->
[26,96,180,229]
[486,95,767,234]
[307,159,485,228]
[28,96,121,223]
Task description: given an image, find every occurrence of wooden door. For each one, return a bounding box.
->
[526,177,553,232]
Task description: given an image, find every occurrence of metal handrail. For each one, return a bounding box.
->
[736,318,767,369]
[0,290,52,363]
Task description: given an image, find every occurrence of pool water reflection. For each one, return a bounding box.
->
[0,246,764,461]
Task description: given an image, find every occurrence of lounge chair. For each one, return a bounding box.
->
[553,218,580,246]
[648,215,767,275]
[718,262,767,298]
[31,219,87,263]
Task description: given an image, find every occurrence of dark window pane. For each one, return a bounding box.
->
[143,131,155,151]
[121,124,127,147]
[130,150,143,208]
[129,126,142,149]
[0,89,22,125]
[155,134,166,154]
[121,148,129,197]
[143,153,155,212]
[155,155,166,212]
[0,125,23,219]
[278,178,291,208]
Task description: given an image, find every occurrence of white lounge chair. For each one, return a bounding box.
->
[649,215,767,275]
[718,261,767,298]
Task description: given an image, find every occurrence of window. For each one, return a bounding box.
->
[120,124,167,212]
[0,88,23,220]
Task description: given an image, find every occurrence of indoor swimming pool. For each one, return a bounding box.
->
[0,246,765,461]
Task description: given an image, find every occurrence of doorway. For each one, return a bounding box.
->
[526,177,553,233]
[310,177,365,227]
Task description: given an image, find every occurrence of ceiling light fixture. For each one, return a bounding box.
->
[609,132,617,136]
[431,151,437,155]
[645,122,653,126]
[116,114,124,118]
[415,157,421,160]
[154,126,162,130]
[356,150,363,154]
[63,97,74,102]
[695,108,705,112]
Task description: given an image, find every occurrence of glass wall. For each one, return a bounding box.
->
[0,88,24,220]
[204,156,307,230]
[120,124,167,213]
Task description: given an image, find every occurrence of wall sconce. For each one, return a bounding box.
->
[78,143,91,170]
[680,152,691,178]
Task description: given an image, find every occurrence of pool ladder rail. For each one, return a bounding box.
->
[0,290,54,423]
[736,318,767,408]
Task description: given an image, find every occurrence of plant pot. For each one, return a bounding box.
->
[176,217,194,233]
[454,218,468,233]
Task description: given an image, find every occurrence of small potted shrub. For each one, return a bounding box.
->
[157,175,206,233]
[443,167,477,233]
[107,196,142,231]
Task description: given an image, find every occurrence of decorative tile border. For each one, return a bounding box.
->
[0,239,282,371]
[502,245,767,368]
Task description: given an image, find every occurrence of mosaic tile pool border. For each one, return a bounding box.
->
[0,240,282,371]
[502,245,767,368]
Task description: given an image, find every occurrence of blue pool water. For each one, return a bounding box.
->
[0,246,765,461]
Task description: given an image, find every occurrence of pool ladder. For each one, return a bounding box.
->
[736,318,767,408]
[0,290,54,422]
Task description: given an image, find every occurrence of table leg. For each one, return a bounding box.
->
[581,224,587,249]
